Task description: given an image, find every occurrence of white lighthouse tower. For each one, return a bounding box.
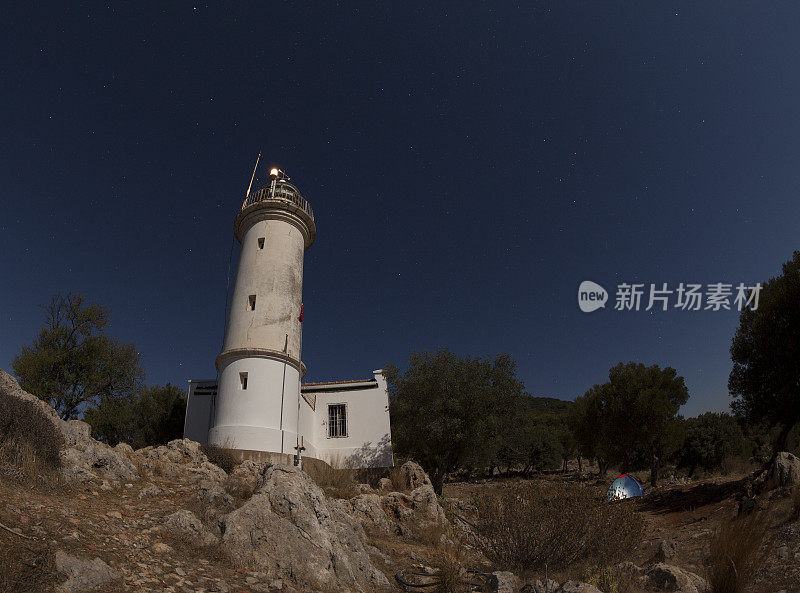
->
[208,167,316,457]
[184,164,393,468]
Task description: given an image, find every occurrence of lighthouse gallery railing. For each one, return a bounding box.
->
[241,185,315,222]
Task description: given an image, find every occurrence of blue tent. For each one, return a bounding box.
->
[607,474,644,501]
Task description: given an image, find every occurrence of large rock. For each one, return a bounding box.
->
[0,370,139,484]
[649,539,678,564]
[54,549,121,592]
[766,452,800,490]
[645,563,708,593]
[345,461,447,539]
[398,460,431,490]
[163,509,218,546]
[221,464,390,592]
[132,439,227,483]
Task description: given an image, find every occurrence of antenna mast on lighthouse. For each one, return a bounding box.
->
[245,151,261,198]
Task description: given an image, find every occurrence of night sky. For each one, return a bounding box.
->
[2,4,799,417]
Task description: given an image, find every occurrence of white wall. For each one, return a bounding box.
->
[210,356,303,454]
[310,371,393,467]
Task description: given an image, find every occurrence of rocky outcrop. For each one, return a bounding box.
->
[766,452,800,490]
[132,439,227,483]
[398,460,431,490]
[54,549,121,592]
[346,461,447,539]
[649,539,678,564]
[0,370,139,484]
[220,464,390,592]
[644,563,708,593]
[163,509,218,547]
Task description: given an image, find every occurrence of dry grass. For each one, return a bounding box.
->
[412,520,447,547]
[706,512,769,593]
[0,535,54,593]
[583,564,638,593]
[429,542,470,593]
[200,443,239,474]
[225,475,256,506]
[0,389,63,485]
[472,480,643,571]
[389,465,409,492]
[305,455,357,499]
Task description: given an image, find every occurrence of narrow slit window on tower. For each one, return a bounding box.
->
[328,404,347,438]
[248,295,256,311]
[239,372,248,390]
[257,237,265,249]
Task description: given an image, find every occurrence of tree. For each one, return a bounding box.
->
[386,349,524,495]
[676,412,746,475]
[730,251,800,452]
[12,294,144,420]
[84,384,186,448]
[570,362,689,486]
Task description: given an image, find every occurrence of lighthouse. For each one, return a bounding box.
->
[184,164,393,468]
[209,168,315,456]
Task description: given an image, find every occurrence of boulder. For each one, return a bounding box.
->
[650,539,678,563]
[645,563,708,593]
[197,479,233,507]
[54,549,121,592]
[221,464,390,591]
[163,509,218,546]
[0,370,140,484]
[350,493,392,533]
[133,439,227,483]
[397,461,431,490]
[60,438,139,483]
[766,452,800,490]
[490,571,518,593]
[377,477,393,491]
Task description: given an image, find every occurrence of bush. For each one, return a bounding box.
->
[472,481,643,571]
[0,389,63,481]
[305,455,357,499]
[200,443,238,474]
[707,513,768,593]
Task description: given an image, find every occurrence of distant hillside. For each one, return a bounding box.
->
[525,395,573,421]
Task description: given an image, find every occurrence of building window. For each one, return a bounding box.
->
[248,295,256,310]
[257,237,265,249]
[328,404,347,438]
[239,372,248,390]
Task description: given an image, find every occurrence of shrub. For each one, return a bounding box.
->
[0,389,63,482]
[430,542,470,593]
[472,481,643,571]
[707,513,768,593]
[200,443,238,474]
[305,455,357,499]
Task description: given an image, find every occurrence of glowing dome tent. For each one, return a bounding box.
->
[607,474,644,501]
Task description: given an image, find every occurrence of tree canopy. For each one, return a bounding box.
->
[676,412,746,475]
[386,349,525,494]
[569,362,689,485]
[12,293,144,420]
[84,384,187,449]
[730,250,800,451]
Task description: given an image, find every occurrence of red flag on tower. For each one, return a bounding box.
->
[298,303,303,323]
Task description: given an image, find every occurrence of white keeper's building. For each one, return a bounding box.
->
[183,168,393,468]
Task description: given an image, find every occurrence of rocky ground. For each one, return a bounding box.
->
[2,368,799,593]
